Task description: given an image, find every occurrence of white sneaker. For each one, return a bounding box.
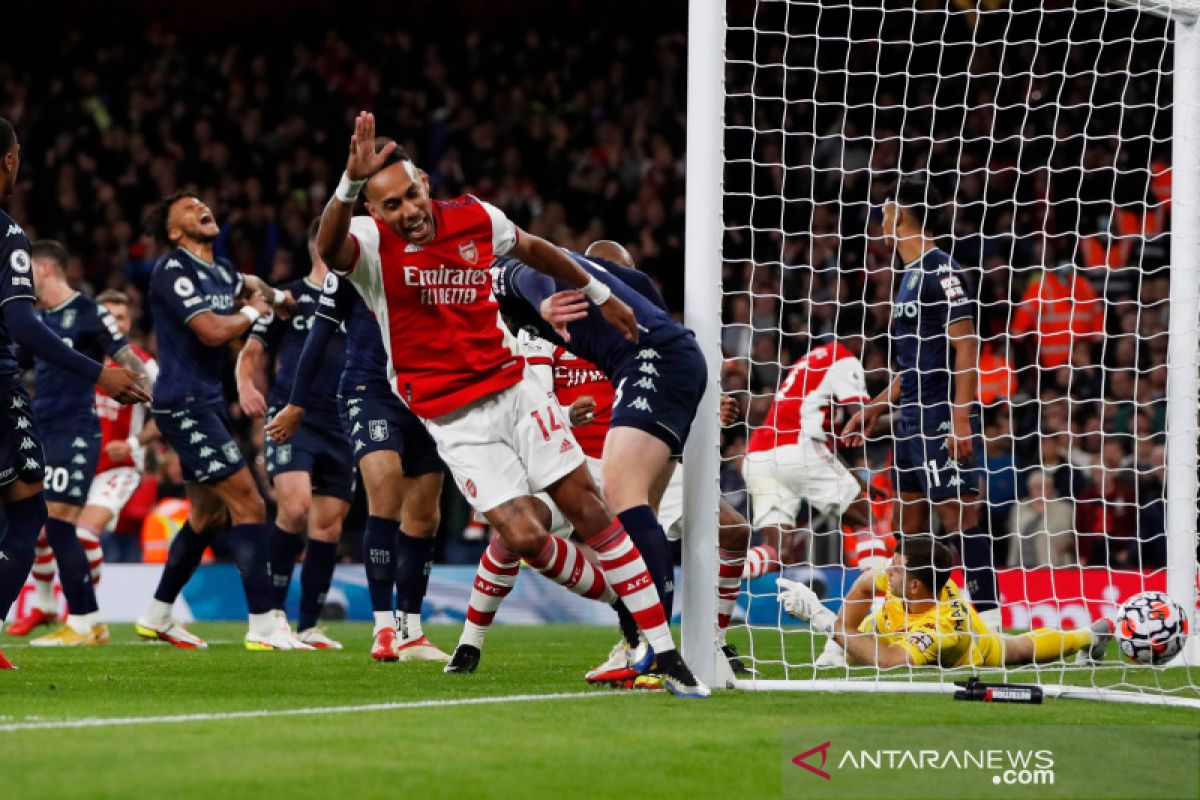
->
[244,612,314,651]
[134,616,208,649]
[395,635,451,662]
[814,638,848,668]
[297,627,343,650]
[585,634,653,684]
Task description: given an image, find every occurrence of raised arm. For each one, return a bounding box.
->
[318,112,397,272]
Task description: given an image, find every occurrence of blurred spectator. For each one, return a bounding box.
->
[1010,261,1105,369]
[1007,469,1075,568]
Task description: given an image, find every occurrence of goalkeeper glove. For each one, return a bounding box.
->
[776,577,836,635]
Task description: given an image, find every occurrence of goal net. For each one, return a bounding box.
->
[709,0,1200,707]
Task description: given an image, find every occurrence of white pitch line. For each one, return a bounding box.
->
[0,690,637,732]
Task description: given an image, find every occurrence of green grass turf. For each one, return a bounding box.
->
[0,623,1196,800]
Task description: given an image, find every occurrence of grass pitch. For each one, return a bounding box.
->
[1,624,1197,800]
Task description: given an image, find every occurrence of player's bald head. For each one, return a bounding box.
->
[585,240,633,267]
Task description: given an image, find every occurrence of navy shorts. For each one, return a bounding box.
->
[337,387,442,476]
[0,385,45,489]
[610,334,707,459]
[894,410,982,501]
[41,423,101,504]
[154,406,245,484]
[265,406,356,502]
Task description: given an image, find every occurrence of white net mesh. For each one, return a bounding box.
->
[719,0,1200,705]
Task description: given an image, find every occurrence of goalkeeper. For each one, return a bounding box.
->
[777,534,1112,667]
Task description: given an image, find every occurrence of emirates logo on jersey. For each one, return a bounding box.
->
[458,240,479,264]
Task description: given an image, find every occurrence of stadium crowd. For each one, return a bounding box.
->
[0,2,1175,572]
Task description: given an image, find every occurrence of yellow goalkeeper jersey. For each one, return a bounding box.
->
[858,572,1004,667]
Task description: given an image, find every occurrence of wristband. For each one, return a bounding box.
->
[269,287,286,306]
[240,306,262,324]
[581,275,611,305]
[335,172,365,203]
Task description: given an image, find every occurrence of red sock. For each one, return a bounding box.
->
[742,544,779,579]
[586,520,675,654]
[717,547,745,631]
[459,539,520,648]
[528,536,616,604]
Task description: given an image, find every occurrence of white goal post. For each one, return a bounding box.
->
[682,0,1200,706]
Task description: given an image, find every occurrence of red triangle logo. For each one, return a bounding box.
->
[792,740,832,781]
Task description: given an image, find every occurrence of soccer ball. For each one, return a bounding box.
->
[1115,591,1190,665]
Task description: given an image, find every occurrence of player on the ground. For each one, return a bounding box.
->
[236,223,354,650]
[777,534,1113,667]
[314,113,705,696]
[265,241,450,663]
[22,241,151,647]
[9,289,159,637]
[843,174,999,627]
[133,191,305,651]
[0,117,148,669]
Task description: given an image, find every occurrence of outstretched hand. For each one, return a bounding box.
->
[346,111,397,182]
[539,291,590,341]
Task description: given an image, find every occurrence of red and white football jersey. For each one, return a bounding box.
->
[747,342,868,453]
[95,344,158,473]
[520,331,613,460]
[342,196,524,418]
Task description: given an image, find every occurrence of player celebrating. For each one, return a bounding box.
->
[23,241,150,647]
[315,113,705,697]
[741,329,875,570]
[266,247,450,663]
[843,175,999,626]
[237,224,354,649]
[9,289,158,638]
[777,534,1113,667]
[0,117,148,669]
[134,192,302,651]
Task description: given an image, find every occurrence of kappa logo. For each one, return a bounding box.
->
[792,741,833,781]
[165,258,183,270]
[638,363,660,377]
[9,249,31,274]
[71,471,84,481]
[354,440,365,453]
[69,487,82,498]
[351,421,363,435]
[348,405,361,419]
[189,431,208,444]
[72,437,87,448]
[947,474,964,487]
[637,348,661,360]
[19,437,35,451]
[198,446,216,458]
[15,416,30,429]
[180,418,197,430]
[633,377,657,392]
[23,458,40,470]
[6,223,22,237]
[222,442,242,462]
[458,240,479,264]
[630,397,653,412]
[207,460,225,473]
[368,419,388,442]
[72,454,87,465]
[11,395,25,409]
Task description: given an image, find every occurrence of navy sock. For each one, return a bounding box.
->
[395,532,435,614]
[959,526,998,612]
[0,493,47,619]
[613,599,640,647]
[617,505,675,619]
[228,523,272,615]
[44,517,99,615]
[154,522,209,604]
[299,539,338,631]
[267,525,305,610]
[363,515,399,613]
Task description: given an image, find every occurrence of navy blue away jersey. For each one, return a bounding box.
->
[250,275,346,418]
[889,247,976,415]
[491,252,689,378]
[314,272,391,396]
[149,247,244,411]
[0,210,34,392]
[34,293,129,423]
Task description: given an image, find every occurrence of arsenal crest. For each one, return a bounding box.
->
[458,240,479,265]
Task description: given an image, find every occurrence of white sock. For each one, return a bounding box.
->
[143,599,173,626]
[398,612,424,643]
[373,611,397,634]
[65,613,95,635]
[34,579,57,615]
[248,612,277,637]
[459,621,487,649]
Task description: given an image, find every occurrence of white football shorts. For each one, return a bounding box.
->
[84,466,142,532]
[741,438,860,529]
